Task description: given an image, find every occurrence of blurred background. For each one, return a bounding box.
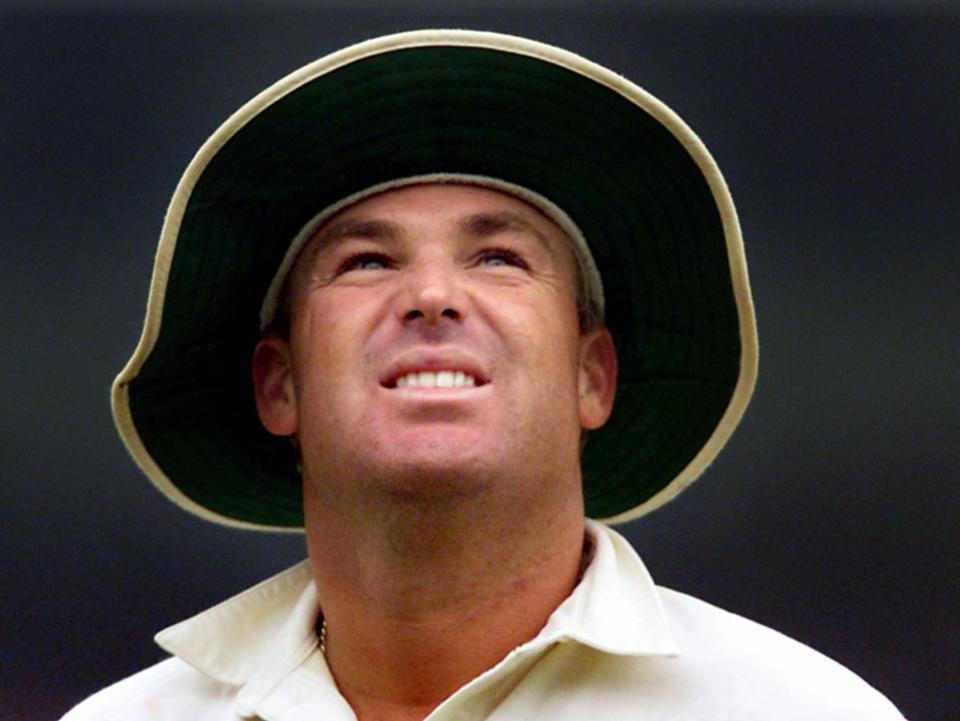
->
[2,2,957,719]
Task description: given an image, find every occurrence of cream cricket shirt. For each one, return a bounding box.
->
[62,521,904,720]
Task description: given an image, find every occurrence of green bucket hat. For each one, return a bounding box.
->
[113,29,758,531]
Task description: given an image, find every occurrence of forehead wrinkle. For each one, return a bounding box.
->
[315,217,402,252]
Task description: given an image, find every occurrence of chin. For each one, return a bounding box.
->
[378,450,494,485]
[353,441,508,498]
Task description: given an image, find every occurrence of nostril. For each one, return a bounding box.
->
[402,307,459,324]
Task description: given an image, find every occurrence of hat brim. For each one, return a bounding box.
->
[113,30,757,530]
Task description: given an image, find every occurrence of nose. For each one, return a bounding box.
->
[399,258,463,326]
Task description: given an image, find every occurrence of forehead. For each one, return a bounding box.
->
[307,182,574,255]
[332,182,542,216]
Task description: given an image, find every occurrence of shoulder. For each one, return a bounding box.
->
[653,586,906,719]
[60,657,237,721]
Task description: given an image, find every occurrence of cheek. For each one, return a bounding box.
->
[293,288,385,358]
[289,291,407,429]
[290,302,358,398]
[492,293,582,382]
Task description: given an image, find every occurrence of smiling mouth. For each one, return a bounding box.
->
[382,368,489,389]
[390,370,482,389]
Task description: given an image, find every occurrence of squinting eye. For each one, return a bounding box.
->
[337,252,392,274]
[477,248,529,269]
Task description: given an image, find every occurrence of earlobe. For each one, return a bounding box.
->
[578,327,618,430]
[251,332,298,436]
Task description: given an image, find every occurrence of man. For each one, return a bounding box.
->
[65,30,904,720]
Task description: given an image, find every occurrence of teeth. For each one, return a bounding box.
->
[395,370,477,388]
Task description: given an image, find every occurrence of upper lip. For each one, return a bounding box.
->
[379,350,491,388]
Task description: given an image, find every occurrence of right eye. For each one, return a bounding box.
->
[336,252,393,275]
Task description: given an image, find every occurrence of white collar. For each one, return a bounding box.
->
[156,520,678,716]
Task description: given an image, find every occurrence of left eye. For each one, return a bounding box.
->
[477,248,529,269]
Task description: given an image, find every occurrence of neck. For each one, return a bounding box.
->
[302,468,585,721]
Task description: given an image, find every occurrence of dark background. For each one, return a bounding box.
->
[2,2,957,720]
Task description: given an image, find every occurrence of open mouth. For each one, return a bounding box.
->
[395,370,476,388]
[382,369,489,389]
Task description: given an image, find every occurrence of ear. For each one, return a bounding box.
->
[577,326,617,430]
[251,332,298,436]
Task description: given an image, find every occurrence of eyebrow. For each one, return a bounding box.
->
[306,209,559,260]
[459,211,558,259]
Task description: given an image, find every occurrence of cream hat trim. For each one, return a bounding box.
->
[604,158,756,524]
[111,29,757,529]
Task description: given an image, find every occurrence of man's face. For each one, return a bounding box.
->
[254,183,615,500]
